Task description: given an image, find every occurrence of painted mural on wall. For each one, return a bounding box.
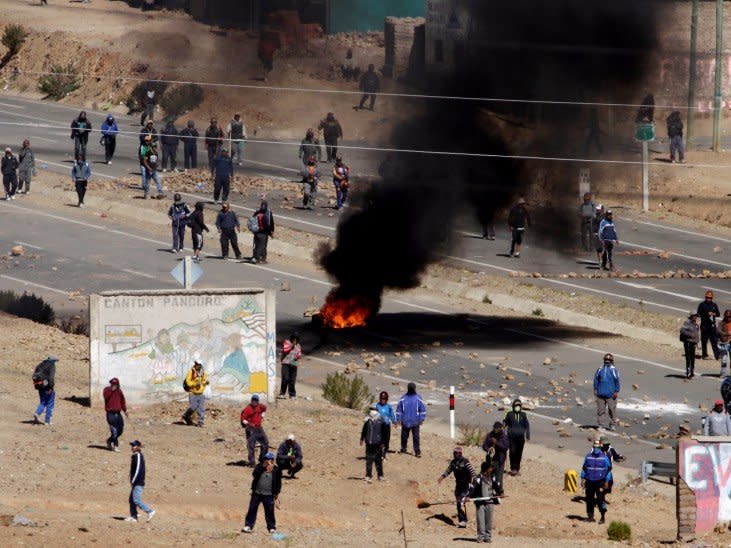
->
[679,439,731,533]
[90,290,276,407]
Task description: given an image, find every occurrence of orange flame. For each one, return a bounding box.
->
[319,291,374,329]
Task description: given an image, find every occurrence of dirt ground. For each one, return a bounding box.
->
[0,312,681,547]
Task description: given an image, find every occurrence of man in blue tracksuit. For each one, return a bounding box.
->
[593,353,620,431]
[581,439,612,524]
[396,382,427,457]
[127,440,155,523]
[100,114,119,164]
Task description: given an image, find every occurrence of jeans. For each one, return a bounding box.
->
[596,395,617,428]
[143,170,163,194]
[670,135,685,162]
[220,228,241,259]
[400,424,420,455]
[183,145,197,169]
[279,363,297,397]
[162,145,177,170]
[303,181,317,209]
[35,389,55,423]
[601,241,614,269]
[139,165,147,191]
[701,325,720,359]
[584,480,607,518]
[103,136,116,162]
[476,504,493,541]
[107,411,124,447]
[245,493,276,530]
[75,180,87,205]
[183,394,206,426]
[253,232,269,262]
[213,175,230,202]
[334,182,345,208]
[129,485,152,518]
[172,222,186,251]
[720,342,731,376]
[3,173,17,197]
[455,488,469,523]
[508,436,525,472]
[683,341,696,377]
[365,443,383,478]
[246,427,269,465]
[18,170,31,192]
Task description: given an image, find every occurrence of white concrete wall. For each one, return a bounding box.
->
[89,289,276,407]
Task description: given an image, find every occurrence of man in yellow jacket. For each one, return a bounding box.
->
[182,360,209,427]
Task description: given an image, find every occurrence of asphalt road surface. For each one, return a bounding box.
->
[0,196,715,465]
[0,93,727,318]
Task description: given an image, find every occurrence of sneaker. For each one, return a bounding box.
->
[113,445,120,452]
[514,252,520,258]
[144,193,149,200]
[147,510,156,522]
[107,161,112,165]
[377,476,384,481]
[182,414,193,425]
[171,249,178,253]
[415,452,422,458]
[242,526,252,533]
[365,476,372,483]
[277,394,287,399]
[269,529,277,534]
[125,517,138,523]
[78,203,83,208]
[33,413,40,424]
[458,521,467,528]
[45,421,52,426]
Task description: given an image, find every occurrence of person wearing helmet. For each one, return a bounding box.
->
[437,446,476,528]
[580,438,612,523]
[718,310,731,378]
[578,192,596,251]
[593,353,620,431]
[679,312,700,378]
[698,290,721,360]
[298,128,321,165]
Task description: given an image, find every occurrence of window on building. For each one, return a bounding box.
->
[434,40,444,63]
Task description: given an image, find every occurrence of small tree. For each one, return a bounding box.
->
[38,64,81,100]
[2,24,28,55]
[321,372,373,410]
[606,520,632,542]
[160,84,204,119]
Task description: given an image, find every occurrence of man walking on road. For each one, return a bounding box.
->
[101,114,119,165]
[179,120,199,170]
[32,356,57,426]
[17,139,35,194]
[358,64,380,111]
[215,202,242,260]
[182,360,208,427]
[578,192,596,252]
[318,112,343,162]
[593,353,620,431]
[227,114,247,166]
[143,144,164,200]
[598,210,619,271]
[103,377,128,451]
[2,147,19,200]
[698,290,721,360]
[298,129,321,165]
[71,155,91,207]
[396,382,427,458]
[251,200,274,264]
[168,193,190,253]
[467,461,500,543]
[507,198,530,258]
[70,111,91,161]
[581,439,612,524]
[213,148,234,204]
[205,118,224,174]
[437,446,476,528]
[241,394,269,466]
[504,398,530,476]
[126,440,155,523]
[679,312,700,379]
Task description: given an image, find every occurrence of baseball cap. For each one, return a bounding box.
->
[4,147,10,152]
[109,378,120,385]
[715,399,724,406]
[130,440,143,447]
[599,435,608,444]
[605,209,613,215]
[453,446,463,454]
[287,434,296,441]
[263,452,275,460]
[46,356,58,362]
[251,394,260,402]
[194,360,203,367]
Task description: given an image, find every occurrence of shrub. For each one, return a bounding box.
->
[606,520,631,542]
[126,80,169,113]
[38,64,80,100]
[160,84,204,118]
[531,308,544,317]
[482,295,492,304]
[321,372,372,410]
[58,315,89,336]
[458,423,488,447]
[0,290,54,324]
[2,24,28,54]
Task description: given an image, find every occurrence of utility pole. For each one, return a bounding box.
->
[687,0,699,150]
[713,0,724,152]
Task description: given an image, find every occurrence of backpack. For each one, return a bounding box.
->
[247,215,260,233]
[183,378,191,392]
[365,418,382,445]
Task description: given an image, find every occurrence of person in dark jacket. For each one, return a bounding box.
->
[482,422,508,494]
[278,332,302,399]
[215,202,241,260]
[139,120,159,145]
[140,87,156,125]
[667,110,684,164]
[396,382,427,457]
[227,113,247,166]
[252,200,274,264]
[503,399,530,475]
[591,204,605,265]
[298,129,321,165]
[189,201,209,262]
[375,391,397,457]
[142,144,164,200]
[722,377,731,415]
[241,394,269,465]
[361,405,387,482]
[126,440,155,522]
[212,148,233,203]
[301,156,319,210]
[581,439,612,523]
[598,209,619,271]
[205,118,224,174]
[698,290,721,360]
[598,434,624,494]
[100,114,119,164]
[507,198,530,258]
[1,147,19,200]
[160,119,179,172]
[167,193,191,253]
[103,377,128,451]
[242,452,282,533]
[594,353,620,430]
[32,356,57,425]
[680,312,700,378]
[467,461,501,543]
[18,139,35,194]
[636,93,655,124]
[358,64,380,111]
[318,112,343,162]
[179,120,199,170]
[70,111,91,161]
[71,156,92,207]
[276,434,303,478]
[332,155,350,209]
[437,446,476,528]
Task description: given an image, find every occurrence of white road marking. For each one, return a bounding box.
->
[614,280,697,301]
[242,158,299,173]
[0,102,24,109]
[121,268,157,279]
[29,135,58,143]
[0,274,69,296]
[38,158,117,180]
[14,240,43,250]
[621,240,731,269]
[632,219,730,243]
[704,286,731,296]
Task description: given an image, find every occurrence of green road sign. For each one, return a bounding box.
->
[635,123,655,142]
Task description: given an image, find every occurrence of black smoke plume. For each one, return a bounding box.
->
[320,0,660,310]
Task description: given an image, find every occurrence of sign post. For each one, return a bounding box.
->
[635,123,655,212]
[449,385,455,439]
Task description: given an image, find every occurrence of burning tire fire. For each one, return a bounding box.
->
[318,290,376,329]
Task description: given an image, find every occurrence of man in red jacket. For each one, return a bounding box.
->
[241,394,269,466]
[103,378,129,452]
